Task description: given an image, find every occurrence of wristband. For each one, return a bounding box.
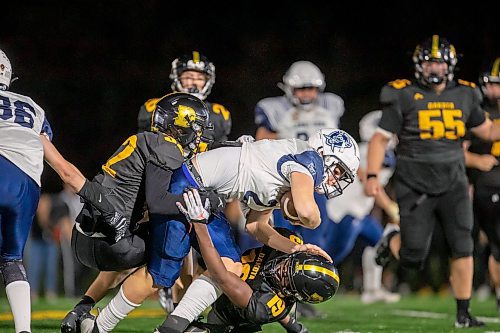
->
[366,173,378,179]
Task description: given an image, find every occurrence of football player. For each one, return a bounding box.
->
[464,57,500,310]
[154,188,338,333]
[80,128,359,333]
[0,48,123,333]
[253,60,345,317]
[137,51,235,313]
[365,35,500,327]
[60,92,221,332]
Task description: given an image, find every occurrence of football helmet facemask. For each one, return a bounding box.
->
[0,49,13,91]
[263,251,339,304]
[170,51,216,101]
[413,35,458,86]
[308,128,360,199]
[479,57,500,95]
[151,92,212,155]
[278,61,325,109]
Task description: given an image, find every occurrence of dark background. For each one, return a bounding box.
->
[2,2,498,192]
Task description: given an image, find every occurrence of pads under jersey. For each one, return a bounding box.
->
[209,228,300,328]
[378,79,486,194]
[0,90,52,186]
[138,98,232,146]
[192,139,324,211]
[81,132,184,231]
[254,94,344,140]
[467,101,500,188]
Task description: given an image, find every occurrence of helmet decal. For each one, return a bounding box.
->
[323,131,354,151]
[174,105,196,128]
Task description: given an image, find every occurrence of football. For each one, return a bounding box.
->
[280,191,299,221]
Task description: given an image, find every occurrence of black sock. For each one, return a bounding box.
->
[160,314,191,333]
[456,298,470,315]
[74,295,95,315]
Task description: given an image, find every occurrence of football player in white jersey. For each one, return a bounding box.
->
[80,129,360,333]
[326,111,401,304]
[0,49,125,333]
[253,60,346,317]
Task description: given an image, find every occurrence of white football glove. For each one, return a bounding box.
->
[236,135,255,143]
[176,189,211,223]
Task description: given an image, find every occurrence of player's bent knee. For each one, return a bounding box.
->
[399,249,426,270]
[0,260,27,285]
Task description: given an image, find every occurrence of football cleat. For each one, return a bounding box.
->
[158,287,175,313]
[361,288,401,304]
[454,312,485,328]
[79,312,100,333]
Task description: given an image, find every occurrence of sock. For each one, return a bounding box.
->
[362,246,382,292]
[96,285,140,332]
[456,298,470,315]
[167,275,222,323]
[6,280,31,333]
[74,295,95,315]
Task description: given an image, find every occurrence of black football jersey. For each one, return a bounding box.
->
[92,131,183,226]
[137,97,232,147]
[466,101,500,188]
[208,228,302,330]
[378,79,486,194]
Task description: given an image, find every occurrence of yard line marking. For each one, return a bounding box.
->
[392,310,500,324]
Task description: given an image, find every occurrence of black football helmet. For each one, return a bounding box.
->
[413,35,458,85]
[262,251,339,304]
[170,51,216,101]
[151,92,211,155]
[479,57,500,94]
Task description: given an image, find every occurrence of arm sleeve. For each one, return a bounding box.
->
[145,162,184,215]
[254,104,277,132]
[42,117,54,141]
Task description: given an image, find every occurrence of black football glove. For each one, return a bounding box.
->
[104,211,129,242]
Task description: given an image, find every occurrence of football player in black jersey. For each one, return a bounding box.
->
[60,93,221,333]
[464,57,500,311]
[365,36,500,328]
[153,189,339,333]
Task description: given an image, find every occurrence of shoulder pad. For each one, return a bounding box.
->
[144,98,160,112]
[457,79,477,88]
[210,102,231,121]
[163,135,184,155]
[387,79,412,90]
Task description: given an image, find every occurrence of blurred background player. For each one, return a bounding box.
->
[253,60,345,317]
[137,51,234,312]
[326,110,400,304]
[464,57,500,310]
[365,35,500,328]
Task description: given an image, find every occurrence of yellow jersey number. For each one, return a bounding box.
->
[102,135,138,177]
[266,294,286,317]
[418,109,465,140]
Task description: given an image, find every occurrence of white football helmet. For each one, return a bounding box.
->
[278,61,325,109]
[359,110,383,142]
[308,128,360,199]
[0,49,13,90]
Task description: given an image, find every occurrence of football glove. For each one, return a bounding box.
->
[104,211,129,242]
[177,189,211,224]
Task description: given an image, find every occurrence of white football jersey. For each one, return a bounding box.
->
[193,139,322,211]
[255,93,344,141]
[0,90,48,185]
[326,141,394,221]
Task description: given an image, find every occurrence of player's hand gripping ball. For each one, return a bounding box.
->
[280,191,299,222]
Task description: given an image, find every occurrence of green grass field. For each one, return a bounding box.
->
[1,293,499,333]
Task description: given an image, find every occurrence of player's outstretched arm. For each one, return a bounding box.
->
[177,190,253,308]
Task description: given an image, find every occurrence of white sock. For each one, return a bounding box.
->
[6,280,31,333]
[96,285,140,332]
[171,274,222,322]
[362,246,382,292]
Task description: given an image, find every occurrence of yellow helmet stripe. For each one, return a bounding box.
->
[193,51,200,63]
[296,264,340,283]
[492,57,500,76]
[431,35,440,59]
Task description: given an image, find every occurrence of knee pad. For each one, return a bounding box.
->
[0,260,27,286]
[399,249,426,270]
